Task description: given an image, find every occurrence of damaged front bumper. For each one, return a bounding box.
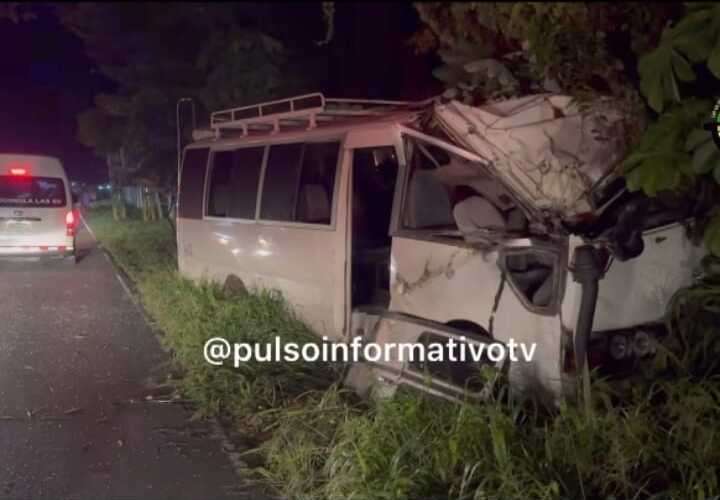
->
[344,309,508,403]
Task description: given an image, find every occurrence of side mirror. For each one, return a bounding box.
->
[498,240,565,315]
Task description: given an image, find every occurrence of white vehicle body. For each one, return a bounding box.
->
[176,93,705,401]
[0,154,77,261]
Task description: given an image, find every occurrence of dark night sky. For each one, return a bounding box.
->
[0,5,112,184]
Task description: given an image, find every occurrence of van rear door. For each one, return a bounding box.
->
[0,174,69,247]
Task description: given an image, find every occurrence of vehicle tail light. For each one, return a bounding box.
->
[7,161,31,175]
[66,209,79,237]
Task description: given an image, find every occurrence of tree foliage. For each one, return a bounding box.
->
[0,3,36,22]
[57,3,327,192]
[414,2,720,256]
[412,3,675,104]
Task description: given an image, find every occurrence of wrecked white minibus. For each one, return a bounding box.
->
[176,92,705,402]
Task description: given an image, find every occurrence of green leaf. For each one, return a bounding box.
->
[639,46,674,113]
[624,168,644,193]
[708,42,720,79]
[678,155,696,176]
[648,76,666,113]
[683,3,717,14]
[703,213,720,256]
[670,7,716,64]
[624,155,686,197]
[622,152,662,169]
[671,49,696,82]
[686,128,711,151]
[663,73,680,102]
[693,139,719,174]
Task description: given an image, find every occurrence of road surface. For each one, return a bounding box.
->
[0,221,264,499]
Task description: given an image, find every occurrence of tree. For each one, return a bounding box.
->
[0,3,36,22]
[412,2,720,256]
[58,2,329,214]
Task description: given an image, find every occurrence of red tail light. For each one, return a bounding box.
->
[8,162,31,175]
[66,209,78,237]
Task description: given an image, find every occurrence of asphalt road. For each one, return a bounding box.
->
[0,222,259,500]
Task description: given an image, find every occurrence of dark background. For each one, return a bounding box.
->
[0,5,113,183]
[0,3,440,184]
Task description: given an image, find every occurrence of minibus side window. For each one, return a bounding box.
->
[206,147,264,219]
[178,147,209,220]
[260,141,340,225]
[259,143,304,222]
[295,142,339,224]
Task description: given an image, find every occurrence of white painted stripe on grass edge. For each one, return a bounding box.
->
[115,272,137,304]
[79,212,97,241]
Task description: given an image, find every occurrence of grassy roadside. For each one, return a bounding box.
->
[86,207,341,427]
[86,207,720,500]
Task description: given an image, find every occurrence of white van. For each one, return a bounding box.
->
[0,154,78,263]
[176,93,705,402]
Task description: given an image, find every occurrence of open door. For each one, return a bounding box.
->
[346,310,507,402]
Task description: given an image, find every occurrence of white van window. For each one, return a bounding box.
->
[206,147,264,219]
[296,142,339,224]
[260,141,339,225]
[0,176,66,207]
[402,139,457,232]
[260,143,304,221]
[179,147,209,219]
[401,137,528,240]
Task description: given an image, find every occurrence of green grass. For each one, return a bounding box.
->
[86,206,177,279]
[86,207,720,500]
[85,207,340,427]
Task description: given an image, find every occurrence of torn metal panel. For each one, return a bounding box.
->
[433,94,628,220]
[384,236,566,398]
[389,237,500,320]
[344,310,506,403]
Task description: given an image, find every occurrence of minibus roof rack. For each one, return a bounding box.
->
[206,92,434,138]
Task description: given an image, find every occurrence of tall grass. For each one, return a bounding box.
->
[86,206,177,279]
[87,207,720,500]
[261,379,720,500]
[86,207,340,427]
